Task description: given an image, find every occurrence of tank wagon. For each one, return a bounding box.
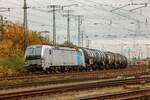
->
[24,45,127,73]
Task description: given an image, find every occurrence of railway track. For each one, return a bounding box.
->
[0,77,109,90]
[0,76,150,100]
[0,72,150,90]
[0,66,149,90]
[79,88,150,100]
[0,66,148,82]
[79,89,150,100]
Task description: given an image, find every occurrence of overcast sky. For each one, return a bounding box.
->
[0,0,150,59]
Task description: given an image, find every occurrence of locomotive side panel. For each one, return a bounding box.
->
[77,48,86,67]
[51,48,78,66]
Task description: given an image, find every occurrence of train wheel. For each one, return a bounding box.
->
[114,65,119,69]
[79,67,83,72]
[60,67,64,73]
[53,67,57,73]
[27,69,33,74]
[45,68,52,74]
[105,65,109,70]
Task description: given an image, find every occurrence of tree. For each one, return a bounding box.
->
[0,21,48,57]
[59,41,77,48]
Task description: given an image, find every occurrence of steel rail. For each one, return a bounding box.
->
[79,88,150,100]
[0,76,150,99]
[0,71,149,90]
[0,66,148,81]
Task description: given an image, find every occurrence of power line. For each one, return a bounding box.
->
[63,10,75,43]
[77,0,149,38]
[0,1,22,7]
[71,0,127,21]
[32,0,46,7]
[84,0,150,22]
[2,13,67,30]
[75,9,132,34]
[30,7,48,13]
[72,0,145,24]
[71,0,150,37]
[48,5,62,45]
[0,7,10,12]
[83,17,148,39]
[129,3,147,12]
[47,4,78,45]
[85,0,142,22]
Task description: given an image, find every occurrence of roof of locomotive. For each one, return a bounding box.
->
[27,45,77,51]
[79,47,105,52]
[27,45,50,48]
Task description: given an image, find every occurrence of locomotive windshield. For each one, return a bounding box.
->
[25,46,42,59]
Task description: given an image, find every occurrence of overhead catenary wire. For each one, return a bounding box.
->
[70,0,150,40]
[32,0,46,7]
[71,0,148,25]
[1,13,68,31]
[83,0,150,23]
[0,1,22,7]
[66,3,148,38]
[0,1,69,29]
[1,1,150,41]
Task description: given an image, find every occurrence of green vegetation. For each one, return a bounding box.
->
[145,64,150,68]
[0,57,24,68]
[59,41,78,48]
[144,59,150,68]
[0,21,49,76]
[0,56,25,77]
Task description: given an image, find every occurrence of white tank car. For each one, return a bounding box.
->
[25,45,85,72]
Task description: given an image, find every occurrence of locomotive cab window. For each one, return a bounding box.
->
[26,46,42,56]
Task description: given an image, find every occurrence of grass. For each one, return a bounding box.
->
[0,56,24,67]
[0,56,25,77]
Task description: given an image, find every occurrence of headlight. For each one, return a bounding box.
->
[41,59,45,63]
[24,61,28,67]
[24,61,28,65]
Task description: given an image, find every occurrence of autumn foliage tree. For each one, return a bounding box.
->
[0,21,48,57]
[59,41,78,48]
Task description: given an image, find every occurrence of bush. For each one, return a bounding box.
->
[146,64,150,68]
[0,57,25,77]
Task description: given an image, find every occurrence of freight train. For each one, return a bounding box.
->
[24,45,127,73]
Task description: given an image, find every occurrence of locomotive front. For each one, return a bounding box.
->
[24,45,44,72]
